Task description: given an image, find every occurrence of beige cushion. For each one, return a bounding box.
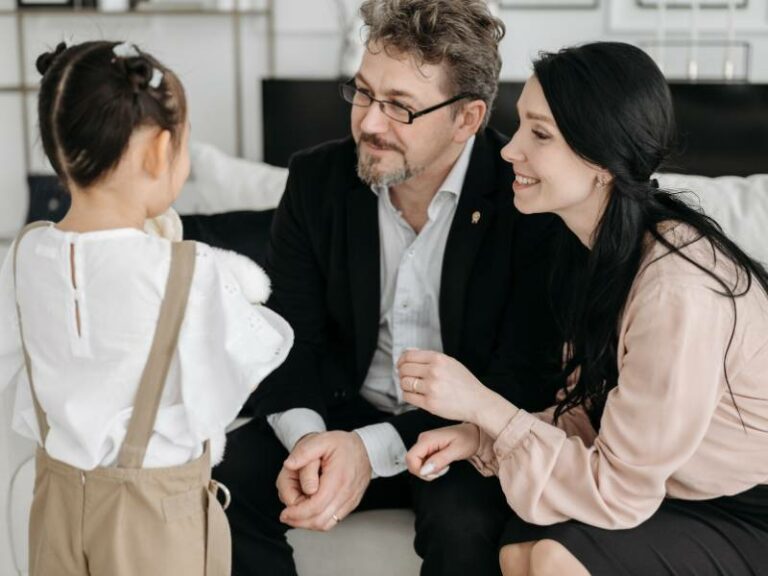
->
[288,509,421,576]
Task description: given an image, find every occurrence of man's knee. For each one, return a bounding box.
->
[414,464,508,568]
[418,502,504,548]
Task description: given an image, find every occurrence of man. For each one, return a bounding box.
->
[213,1,566,574]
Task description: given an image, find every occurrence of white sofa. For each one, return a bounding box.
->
[1,146,767,576]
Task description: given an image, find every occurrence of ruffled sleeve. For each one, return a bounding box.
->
[177,242,293,442]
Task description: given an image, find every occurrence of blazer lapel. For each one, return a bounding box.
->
[440,134,503,356]
[347,179,381,380]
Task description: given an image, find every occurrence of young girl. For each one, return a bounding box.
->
[0,41,292,576]
[397,42,768,574]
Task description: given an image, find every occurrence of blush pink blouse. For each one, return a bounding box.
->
[491,225,768,529]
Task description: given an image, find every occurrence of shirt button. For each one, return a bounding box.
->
[401,300,409,309]
[408,250,415,258]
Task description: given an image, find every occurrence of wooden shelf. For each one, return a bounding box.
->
[0,85,37,93]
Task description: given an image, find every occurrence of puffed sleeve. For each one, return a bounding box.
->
[493,281,731,529]
[177,242,293,441]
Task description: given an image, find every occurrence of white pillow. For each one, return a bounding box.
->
[656,173,768,266]
[174,142,288,215]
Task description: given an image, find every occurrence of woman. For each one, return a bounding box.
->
[397,42,768,575]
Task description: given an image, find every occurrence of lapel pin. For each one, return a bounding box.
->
[471,211,481,225]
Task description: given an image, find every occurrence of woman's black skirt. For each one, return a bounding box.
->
[499,484,768,575]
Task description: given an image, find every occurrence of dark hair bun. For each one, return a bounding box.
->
[124,56,155,93]
[35,42,68,76]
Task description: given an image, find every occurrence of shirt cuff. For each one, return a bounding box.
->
[354,422,407,479]
[267,408,327,452]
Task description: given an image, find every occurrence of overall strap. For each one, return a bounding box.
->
[117,241,197,469]
[12,221,54,444]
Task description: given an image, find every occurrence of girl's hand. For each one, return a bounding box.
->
[397,350,497,424]
[406,423,480,481]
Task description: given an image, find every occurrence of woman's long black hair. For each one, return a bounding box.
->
[535,42,768,429]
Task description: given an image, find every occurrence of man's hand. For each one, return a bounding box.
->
[276,432,321,508]
[278,431,373,531]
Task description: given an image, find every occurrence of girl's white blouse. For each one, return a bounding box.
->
[0,226,293,470]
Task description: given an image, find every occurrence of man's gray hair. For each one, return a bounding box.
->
[359,0,505,128]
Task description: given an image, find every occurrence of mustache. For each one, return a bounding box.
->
[359,133,405,155]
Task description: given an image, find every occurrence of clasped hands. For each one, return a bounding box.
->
[277,430,372,531]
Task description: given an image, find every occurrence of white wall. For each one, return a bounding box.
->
[1,0,767,239]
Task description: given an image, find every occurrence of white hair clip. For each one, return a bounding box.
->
[113,42,140,59]
[149,67,164,89]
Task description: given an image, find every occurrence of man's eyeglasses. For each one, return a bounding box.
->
[339,79,473,125]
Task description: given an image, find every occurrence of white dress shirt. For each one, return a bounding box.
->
[0,226,293,470]
[269,137,475,477]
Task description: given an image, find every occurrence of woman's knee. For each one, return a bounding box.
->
[499,542,534,576]
[529,539,590,576]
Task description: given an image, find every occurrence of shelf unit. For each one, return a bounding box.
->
[1,1,276,174]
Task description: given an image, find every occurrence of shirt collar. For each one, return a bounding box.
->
[439,134,475,201]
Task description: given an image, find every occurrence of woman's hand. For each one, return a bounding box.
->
[406,423,481,481]
[397,350,498,424]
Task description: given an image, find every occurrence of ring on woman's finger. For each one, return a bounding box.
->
[332,513,341,523]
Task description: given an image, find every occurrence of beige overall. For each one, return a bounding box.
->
[13,222,232,576]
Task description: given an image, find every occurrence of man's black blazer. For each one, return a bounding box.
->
[248,128,567,447]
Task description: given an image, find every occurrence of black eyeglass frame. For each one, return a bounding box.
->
[339,79,475,125]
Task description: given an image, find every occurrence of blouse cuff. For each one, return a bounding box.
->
[492,409,545,460]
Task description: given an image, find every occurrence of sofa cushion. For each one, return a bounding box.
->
[175,142,288,215]
[657,173,768,266]
[288,509,421,576]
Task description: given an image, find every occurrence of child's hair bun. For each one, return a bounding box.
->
[35,42,68,76]
[123,56,157,93]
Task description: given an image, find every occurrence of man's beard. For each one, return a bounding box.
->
[356,134,422,188]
